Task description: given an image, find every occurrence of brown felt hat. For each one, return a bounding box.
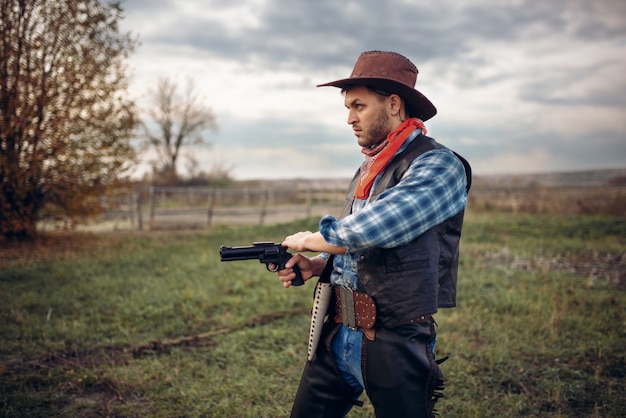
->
[317,50,437,121]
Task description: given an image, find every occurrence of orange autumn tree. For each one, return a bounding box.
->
[0,0,138,239]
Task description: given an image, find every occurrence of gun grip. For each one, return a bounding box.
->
[291,264,304,286]
[278,250,305,287]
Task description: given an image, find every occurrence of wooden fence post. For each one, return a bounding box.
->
[128,192,135,227]
[259,189,268,225]
[149,186,156,230]
[136,188,143,231]
[306,185,312,218]
[207,188,216,228]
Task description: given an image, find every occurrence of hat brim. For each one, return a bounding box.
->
[317,77,437,121]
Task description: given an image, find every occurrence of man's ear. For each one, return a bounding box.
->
[389,94,405,118]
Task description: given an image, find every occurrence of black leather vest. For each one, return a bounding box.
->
[339,133,472,328]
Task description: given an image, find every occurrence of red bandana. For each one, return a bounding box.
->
[354,118,426,199]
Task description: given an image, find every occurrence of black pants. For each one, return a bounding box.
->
[290,319,443,418]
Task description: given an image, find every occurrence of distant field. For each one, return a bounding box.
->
[1,209,625,416]
[77,172,626,232]
[468,184,625,215]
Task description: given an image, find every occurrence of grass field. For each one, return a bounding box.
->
[1,212,625,417]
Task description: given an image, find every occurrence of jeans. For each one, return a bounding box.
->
[330,325,364,393]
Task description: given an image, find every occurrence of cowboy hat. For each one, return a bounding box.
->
[317,50,437,121]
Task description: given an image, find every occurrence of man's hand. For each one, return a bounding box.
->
[282,231,316,252]
[282,231,347,255]
[277,254,326,288]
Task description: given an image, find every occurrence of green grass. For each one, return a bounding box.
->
[1,213,625,417]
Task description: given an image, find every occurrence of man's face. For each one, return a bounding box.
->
[344,86,394,149]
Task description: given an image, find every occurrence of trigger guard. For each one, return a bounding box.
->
[266,263,278,272]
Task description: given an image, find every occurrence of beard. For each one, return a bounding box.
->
[359,110,391,149]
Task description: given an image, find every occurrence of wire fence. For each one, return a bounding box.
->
[87,182,625,232]
[98,183,349,231]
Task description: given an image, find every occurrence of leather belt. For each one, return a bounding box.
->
[333,287,434,341]
[333,287,377,341]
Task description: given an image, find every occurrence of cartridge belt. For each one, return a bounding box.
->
[333,287,377,341]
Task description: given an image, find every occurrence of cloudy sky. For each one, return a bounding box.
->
[120,0,626,180]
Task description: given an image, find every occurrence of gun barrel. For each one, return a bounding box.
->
[220,246,261,261]
[219,242,280,261]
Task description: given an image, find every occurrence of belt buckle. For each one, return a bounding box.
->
[339,287,357,330]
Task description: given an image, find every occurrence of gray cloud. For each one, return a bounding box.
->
[137,1,624,61]
[121,0,626,178]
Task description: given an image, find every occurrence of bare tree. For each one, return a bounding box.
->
[143,76,218,183]
[0,0,138,239]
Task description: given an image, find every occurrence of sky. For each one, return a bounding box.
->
[119,0,626,180]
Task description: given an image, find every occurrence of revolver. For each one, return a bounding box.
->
[219,241,304,286]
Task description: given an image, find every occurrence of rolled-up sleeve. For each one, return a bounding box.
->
[320,149,467,253]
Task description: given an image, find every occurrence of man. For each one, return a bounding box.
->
[277,51,472,418]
